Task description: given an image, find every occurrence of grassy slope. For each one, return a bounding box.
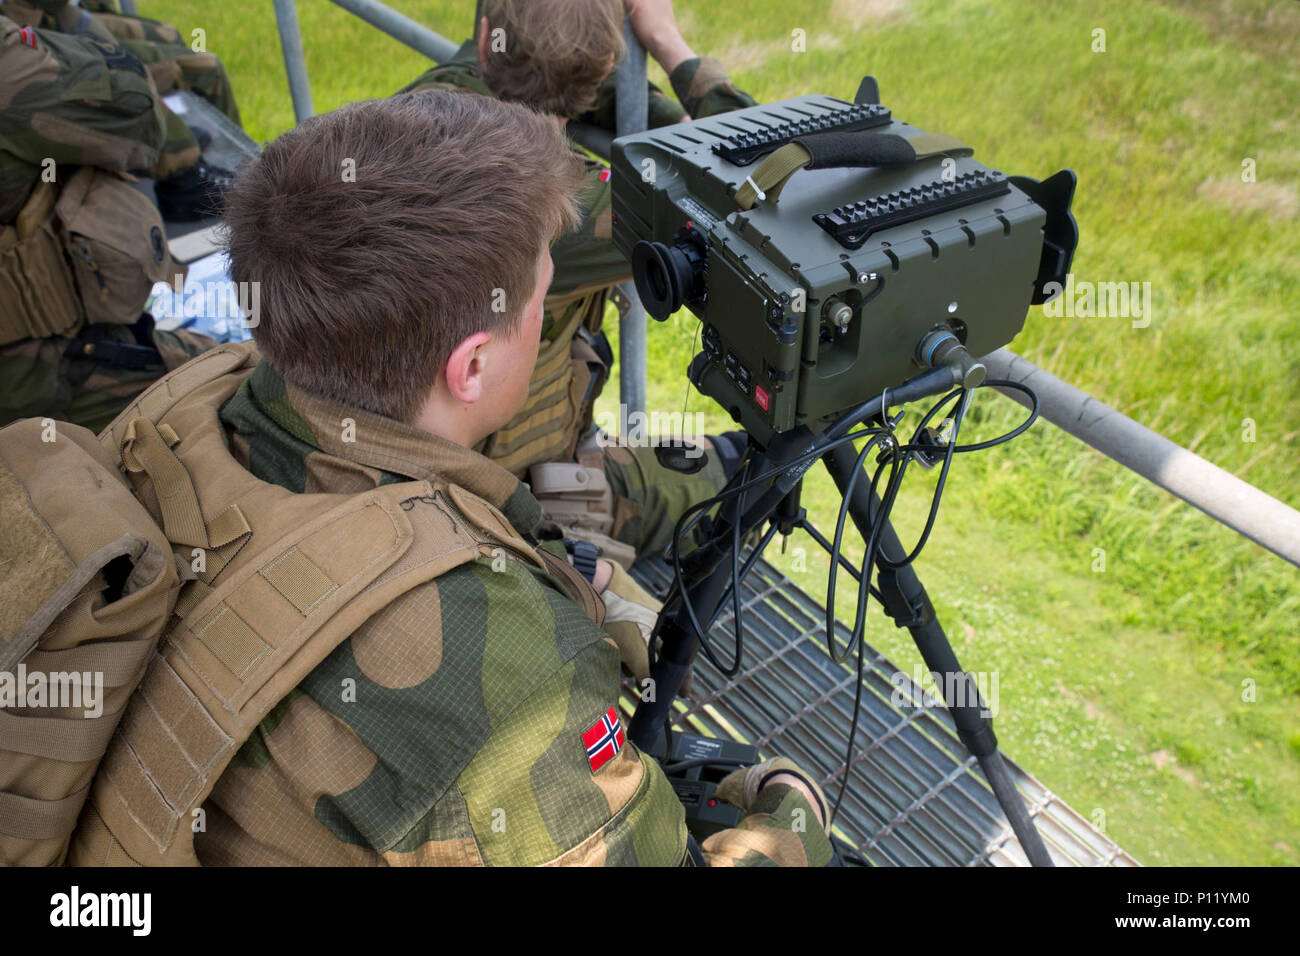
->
[143,0,1298,865]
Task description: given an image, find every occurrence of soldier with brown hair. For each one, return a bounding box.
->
[59,90,833,867]
[399,0,756,573]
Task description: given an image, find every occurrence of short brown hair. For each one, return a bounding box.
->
[223,92,583,422]
[479,0,625,119]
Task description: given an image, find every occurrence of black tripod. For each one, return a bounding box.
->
[628,365,1055,867]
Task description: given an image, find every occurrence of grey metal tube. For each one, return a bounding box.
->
[328,0,458,63]
[984,348,1300,569]
[272,0,314,122]
[118,0,138,14]
[615,20,649,431]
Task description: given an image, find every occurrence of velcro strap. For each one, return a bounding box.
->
[528,462,608,498]
[0,786,88,841]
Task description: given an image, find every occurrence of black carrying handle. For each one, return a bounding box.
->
[792,131,923,169]
[734,131,974,210]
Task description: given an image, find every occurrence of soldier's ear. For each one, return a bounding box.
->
[443,330,493,405]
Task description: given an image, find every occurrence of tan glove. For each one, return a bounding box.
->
[600,560,661,681]
[715,757,830,832]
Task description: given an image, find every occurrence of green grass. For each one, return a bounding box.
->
[140,0,1298,865]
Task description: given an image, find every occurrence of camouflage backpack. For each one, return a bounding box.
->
[0,342,602,865]
[1,6,179,346]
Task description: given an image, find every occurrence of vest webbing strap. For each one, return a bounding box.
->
[0,786,88,841]
[119,417,253,569]
[120,418,207,548]
[0,706,118,762]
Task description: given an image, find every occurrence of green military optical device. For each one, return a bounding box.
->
[611,78,1078,444]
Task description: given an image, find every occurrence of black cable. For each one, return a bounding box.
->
[832,448,909,824]
[660,379,1040,830]
[665,424,891,672]
[824,431,891,663]
[876,387,970,571]
[706,520,782,631]
[727,457,745,674]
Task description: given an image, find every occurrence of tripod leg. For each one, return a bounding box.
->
[823,443,1055,867]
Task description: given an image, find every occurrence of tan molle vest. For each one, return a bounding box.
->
[0,168,182,348]
[479,289,610,477]
[0,342,602,866]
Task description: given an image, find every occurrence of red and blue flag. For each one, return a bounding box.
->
[582,706,624,772]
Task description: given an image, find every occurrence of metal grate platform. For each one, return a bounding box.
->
[628,556,1139,867]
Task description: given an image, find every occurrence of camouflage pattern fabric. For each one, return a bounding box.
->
[89,4,243,178]
[118,36,243,178]
[0,6,164,221]
[603,441,728,559]
[3,0,242,180]
[0,6,217,432]
[0,325,218,432]
[194,358,830,866]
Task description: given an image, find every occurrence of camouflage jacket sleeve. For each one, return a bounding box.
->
[0,11,164,221]
[547,154,631,298]
[198,549,830,866]
[667,56,758,119]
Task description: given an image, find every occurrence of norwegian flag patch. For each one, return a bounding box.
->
[582,706,624,773]
[19,26,38,47]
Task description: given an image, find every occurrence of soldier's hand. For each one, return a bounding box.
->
[599,560,660,681]
[625,0,696,75]
[715,757,830,832]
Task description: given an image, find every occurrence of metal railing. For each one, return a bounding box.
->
[264,0,1300,571]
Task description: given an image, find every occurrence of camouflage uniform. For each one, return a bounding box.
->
[190,358,831,867]
[4,0,242,178]
[0,9,215,432]
[400,44,758,559]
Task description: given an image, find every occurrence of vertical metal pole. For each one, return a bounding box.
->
[118,0,139,14]
[273,0,314,123]
[615,19,649,435]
